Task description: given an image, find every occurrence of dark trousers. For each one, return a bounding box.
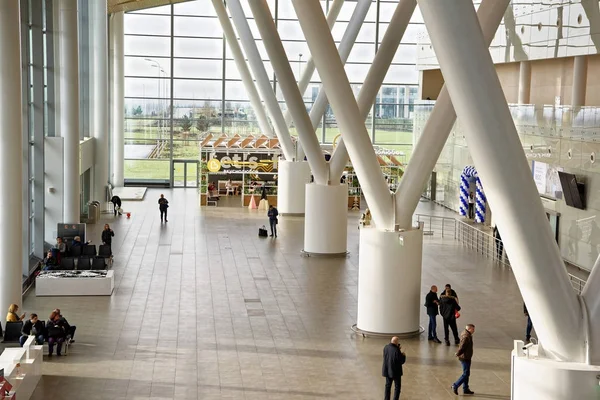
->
[468,203,474,219]
[160,208,168,221]
[20,334,44,346]
[453,360,471,391]
[269,219,277,236]
[443,317,459,343]
[68,325,76,340]
[526,316,532,339]
[496,239,504,259]
[384,376,401,400]
[48,337,64,355]
[428,314,438,339]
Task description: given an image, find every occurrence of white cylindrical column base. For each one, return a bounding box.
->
[303,183,348,255]
[356,227,423,335]
[511,345,600,399]
[277,160,311,215]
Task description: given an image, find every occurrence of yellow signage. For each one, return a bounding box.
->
[207,158,221,172]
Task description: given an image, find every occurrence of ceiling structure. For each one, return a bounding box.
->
[107,0,190,14]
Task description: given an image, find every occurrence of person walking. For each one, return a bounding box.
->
[267,205,278,238]
[493,225,503,260]
[102,224,115,249]
[468,192,475,219]
[440,289,461,346]
[451,324,476,396]
[382,336,406,400]
[158,194,169,222]
[111,195,122,216]
[524,303,533,343]
[424,285,442,343]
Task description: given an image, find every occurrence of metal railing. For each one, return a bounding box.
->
[414,213,588,294]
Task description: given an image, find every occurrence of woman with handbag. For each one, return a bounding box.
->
[46,311,66,356]
[267,205,279,238]
[439,289,461,346]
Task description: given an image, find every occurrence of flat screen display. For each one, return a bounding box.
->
[557,171,585,209]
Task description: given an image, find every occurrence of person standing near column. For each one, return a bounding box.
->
[440,289,461,346]
[493,225,503,260]
[267,205,278,238]
[451,324,476,396]
[467,192,475,220]
[158,194,169,222]
[424,285,442,343]
[524,303,533,343]
[382,336,406,400]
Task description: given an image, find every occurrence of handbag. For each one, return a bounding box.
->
[258,226,268,237]
[455,310,461,319]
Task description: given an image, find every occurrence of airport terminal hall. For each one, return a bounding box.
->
[1,0,600,399]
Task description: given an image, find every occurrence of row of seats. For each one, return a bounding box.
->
[56,257,106,271]
[69,244,111,258]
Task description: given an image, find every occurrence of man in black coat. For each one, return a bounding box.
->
[424,285,442,343]
[440,289,461,346]
[382,336,406,400]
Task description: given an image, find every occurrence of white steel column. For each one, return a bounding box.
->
[212,0,272,138]
[249,0,328,185]
[228,0,295,161]
[572,55,588,108]
[294,0,399,229]
[394,0,509,228]
[58,0,81,223]
[328,0,416,179]
[110,12,124,187]
[0,0,24,318]
[518,61,531,104]
[283,0,344,127]
[582,256,600,364]
[90,0,109,204]
[418,0,584,361]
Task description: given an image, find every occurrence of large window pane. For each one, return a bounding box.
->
[174,16,222,37]
[125,77,171,99]
[124,14,171,35]
[125,160,170,180]
[174,37,223,58]
[174,1,217,17]
[174,58,222,79]
[125,56,172,77]
[125,36,170,57]
[173,79,222,99]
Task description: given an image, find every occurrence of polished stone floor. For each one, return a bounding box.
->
[25,189,527,399]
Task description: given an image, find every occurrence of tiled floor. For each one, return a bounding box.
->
[25,189,526,399]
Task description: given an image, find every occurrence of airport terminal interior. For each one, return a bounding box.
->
[0,0,599,399]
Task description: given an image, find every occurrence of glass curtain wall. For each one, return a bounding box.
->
[123,0,422,183]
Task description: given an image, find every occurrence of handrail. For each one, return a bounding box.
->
[414,213,588,294]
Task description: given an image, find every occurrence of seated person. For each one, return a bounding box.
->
[71,236,90,247]
[20,313,45,346]
[55,237,67,256]
[208,182,219,199]
[43,250,59,271]
[46,311,66,356]
[7,303,25,322]
[54,308,76,343]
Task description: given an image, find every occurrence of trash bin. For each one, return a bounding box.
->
[87,201,100,224]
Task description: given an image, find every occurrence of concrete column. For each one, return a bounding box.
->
[228,0,295,161]
[211,0,272,138]
[572,55,587,108]
[248,0,328,185]
[58,0,81,223]
[303,184,348,255]
[582,255,600,364]
[90,0,109,204]
[277,160,311,215]
[394,0,509,228]
[418,0,584,362]
[294,0,407,229]
[518,61,531,104]
[328,0,416,180]
[110,12,124,186]
[0,0,24,316]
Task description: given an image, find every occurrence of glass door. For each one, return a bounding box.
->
[172,160,199,188]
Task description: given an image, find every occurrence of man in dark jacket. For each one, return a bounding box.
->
[20,313,45,346]
[451,324,476,396]
[267,205,279,238]
[424,285,442,343]
[158,194,169,222]
[493,225,503,260]
[444,284,458,301]
[382,337,406,400]
[110,195,122,216]
[524,303,533,343]
[439,289,461,346]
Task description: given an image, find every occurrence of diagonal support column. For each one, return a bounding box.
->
[248,0,328,185]
[418,0,584,362]
[283,0,344,128]
[211,0,272,141]
[293,0,408,229]
[228,0,295,160]
[328,0,416,180]
[582,256,600,364]
[394,0,509,228]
